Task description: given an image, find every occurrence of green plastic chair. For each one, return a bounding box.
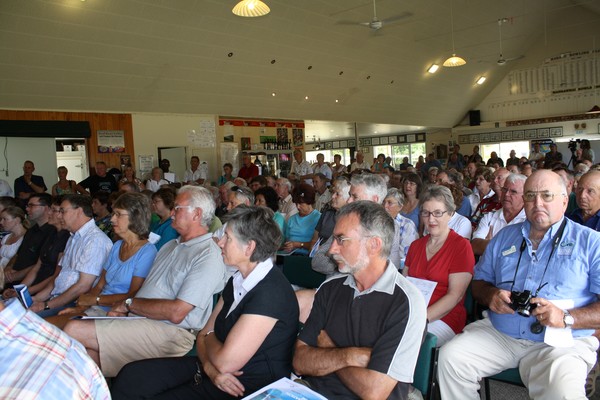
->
[413,332,438,400]
[282,256,326,289]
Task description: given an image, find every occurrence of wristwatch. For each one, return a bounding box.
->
[125,298,133,312]
[563,309,574,328]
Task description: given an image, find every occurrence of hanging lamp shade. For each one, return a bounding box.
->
[443,54,466,67]
[586,105,600,114]
[232,0,270,17]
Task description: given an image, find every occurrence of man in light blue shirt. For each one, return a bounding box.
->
[439,170,600,399]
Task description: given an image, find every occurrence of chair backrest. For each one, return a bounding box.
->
[413,332,438,397]
[282,256,326,289]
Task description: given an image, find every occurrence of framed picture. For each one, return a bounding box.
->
[470,134,480,143]
[325,142,333,149]
[502,131,513,141]
[372,137,380,145]
[490,132,502,142]
[332,141,340,149]
[407,134,416,143]
[537,128,550,138]
[380,137,389,144]
[388,136,397,144]
[398,135,406,143]
[363,138,372,146]
[416,133,426,141]
[340,140,348,148]
[348,139,356,147]
[549,127,563,137]
[513,130,524,140]
[459,135,469,144]
[525,129,537,139]
[241,137,251,151]
[362,147,369,153]
[480,133,490,143]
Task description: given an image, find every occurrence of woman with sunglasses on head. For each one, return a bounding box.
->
[404,185,474,347]
[111,206,299,399]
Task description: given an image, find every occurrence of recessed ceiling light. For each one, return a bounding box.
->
[339,71,344,76]
[227,52,233,57]
[271,92,276,96]
[307,66,312,70]
[427,64,439,74]
[335,99,339,103]
[366,75,371,80]
[476,76,487,85]
[271,59,276,64]
[304,96,309,100]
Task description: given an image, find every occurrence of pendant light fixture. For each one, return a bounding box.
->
[443,0,466,67]
[232,0,270,18]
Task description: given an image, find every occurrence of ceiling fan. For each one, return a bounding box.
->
[337,0,412,32]
[496,18,524,66]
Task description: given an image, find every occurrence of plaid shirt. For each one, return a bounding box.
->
[0,299,109,399]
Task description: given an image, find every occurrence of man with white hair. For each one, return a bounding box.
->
[64,186,227,378]
[350,151,371,172]
[471,174,527,256]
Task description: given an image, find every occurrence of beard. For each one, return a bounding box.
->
[332,243,369,275]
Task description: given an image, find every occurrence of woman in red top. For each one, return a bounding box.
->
[404,185,475,347]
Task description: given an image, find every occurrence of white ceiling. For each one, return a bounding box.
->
[0,0,599,141]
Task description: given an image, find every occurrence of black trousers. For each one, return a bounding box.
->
[110,356,236,400]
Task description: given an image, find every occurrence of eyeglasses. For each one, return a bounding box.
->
[26,203,44,208]
[51,208,61,214]
[501,187,522,196]
[111,211,129,218]
[420,210,448,218]
[174,205,195,212]
[523,191,565,203]
[332,234,355,246]
[58,206,78,214]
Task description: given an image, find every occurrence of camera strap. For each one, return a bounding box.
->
[509,218,568,295]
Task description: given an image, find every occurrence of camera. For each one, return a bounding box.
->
[568,139,580,152]
[510,290,537,317]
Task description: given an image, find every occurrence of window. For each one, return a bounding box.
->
[306,149,351,166]
[373,144,426,167]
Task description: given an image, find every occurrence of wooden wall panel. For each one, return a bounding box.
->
[0,110,134,173]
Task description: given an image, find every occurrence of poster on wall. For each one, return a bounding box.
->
[292,128,304,147]
[97,130,125,153]
[138,155,154,178]
[277,128,289,144]
[241,137,252,151]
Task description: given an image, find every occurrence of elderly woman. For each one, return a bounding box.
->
[150,188,179,250]
[404,185,474,347]
[146,167,169,192]
[58,193,157,327]
[401,172,423,230]
[111,206,299,399]
[254,186,285,234]
[0,206,28,268]
[383,188,419,261]
[119,166,145,191]
[281,183,321,255]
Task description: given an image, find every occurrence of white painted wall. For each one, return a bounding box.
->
[132,113,220,183]
[0,137,57,194]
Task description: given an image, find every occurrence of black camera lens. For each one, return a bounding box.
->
[530,321,544,334]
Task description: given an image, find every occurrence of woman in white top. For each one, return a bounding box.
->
[0,206,28,268]
[145,167,169,192]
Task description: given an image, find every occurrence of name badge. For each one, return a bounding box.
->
[557,241,574,256]
[502,245,517,256]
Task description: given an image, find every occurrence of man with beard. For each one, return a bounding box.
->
[293,201,426,399]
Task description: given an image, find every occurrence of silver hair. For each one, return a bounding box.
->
[385,187,405,207]
[419,185,456,214]
[350,173,387,204]
[178,185,216,227]
[226,205,282,262]
[336,201,394,259]
[231,185,255,206]
[277,177,292,191]
[505,173,527,186]
[334,177,351,201]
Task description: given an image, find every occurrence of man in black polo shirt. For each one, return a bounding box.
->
[293,201,426,399]
[76,161,118,195]
[4,193,56,285]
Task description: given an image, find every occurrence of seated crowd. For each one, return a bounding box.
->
[1,143,600,399]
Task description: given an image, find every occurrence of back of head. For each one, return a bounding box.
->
[350,173,387,204]
[292,183,316,205]
[337,200,394,258]
[231,185,255,206]
[178,185,216,227]
[226,205,282,262]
